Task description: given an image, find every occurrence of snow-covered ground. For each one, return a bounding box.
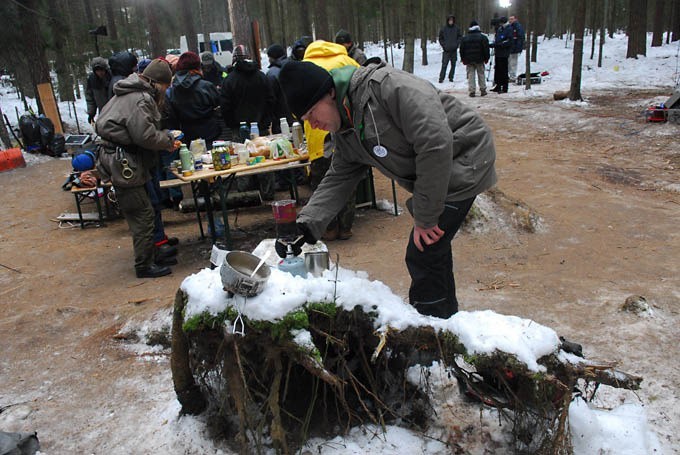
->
[1,31,678,454]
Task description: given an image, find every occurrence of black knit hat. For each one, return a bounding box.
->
[267,44,286,59]
[335,29,352,44]
[279,60,334,120]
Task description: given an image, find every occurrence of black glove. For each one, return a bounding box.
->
[298,222,317,245]
[87,114,95,124]
[275,236,305,258]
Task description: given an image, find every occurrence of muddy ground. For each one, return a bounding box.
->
[0,88,678,453]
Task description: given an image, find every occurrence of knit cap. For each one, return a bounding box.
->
[142,58,172,84]
[176,51,201,71]
[334,30,352,45]
[279,60,334,120]
[267,44,286,59]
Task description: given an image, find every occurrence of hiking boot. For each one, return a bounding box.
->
[322,226,339,241]
[136,264,172,278]
[156,256,178,267]
[469,92,476,97]
[438,79,444,83]
[490,85,501,92]
[156,243,178,259]
[338,229,353,240]
[480,90,487,96]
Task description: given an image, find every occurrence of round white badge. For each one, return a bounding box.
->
[373,145,388,158]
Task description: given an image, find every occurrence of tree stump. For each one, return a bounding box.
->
[170,286,643,454]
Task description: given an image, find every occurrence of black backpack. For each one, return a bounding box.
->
[18,113,56,155]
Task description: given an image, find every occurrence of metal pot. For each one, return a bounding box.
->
[220,251,271,297]
[304,251,329,277]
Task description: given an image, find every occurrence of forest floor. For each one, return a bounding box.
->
[0,86,678,453]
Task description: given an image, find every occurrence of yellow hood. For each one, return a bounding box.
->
[303,41,359,161]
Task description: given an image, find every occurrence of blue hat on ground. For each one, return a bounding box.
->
[72,150,95,172]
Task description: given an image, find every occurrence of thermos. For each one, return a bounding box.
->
[179,144,194,176]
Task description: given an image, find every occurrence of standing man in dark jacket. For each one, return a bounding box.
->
[220,45,275,138]
[85,57,112,124]
[507,15,525,81]
[220,45,276,199]
[200,52,227,88]
[489,17,511,93]
[107,51,138,99]
[166,51,221,145]
[334,29,367,65]
[459,20,490,97]
[279,60,497,318]
[266,44,292,132]
[438,14,462,84]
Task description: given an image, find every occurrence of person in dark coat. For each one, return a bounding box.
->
[508,15,526,80]
[166,51,221,145]
[438,14,462,84]
[290,36,313,61]
[200,52,227,88]
[107,51,138,99]
[85,57,111,124]
[220,45,277,199]
[459,20,490,97]
[489,17,511,93]
[334,29,367,65]
[220,45,275,137]
[266,44,292,133]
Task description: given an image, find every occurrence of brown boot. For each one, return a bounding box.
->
[338,229,353,240]
[322,226,339,241]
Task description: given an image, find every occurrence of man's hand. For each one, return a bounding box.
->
[413,224,445,252]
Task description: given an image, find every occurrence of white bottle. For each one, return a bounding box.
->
[279,117,290,138]
[250,122,259,139]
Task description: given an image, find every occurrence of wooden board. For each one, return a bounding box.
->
[37,82,63,134]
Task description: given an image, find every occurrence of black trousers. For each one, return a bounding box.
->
[494,56,509,88]
[406,196,476,318]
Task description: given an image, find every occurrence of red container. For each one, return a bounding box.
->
[0,148,26,173]
[271,199,296,224]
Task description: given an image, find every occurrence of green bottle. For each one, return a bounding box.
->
[179,144,194,176]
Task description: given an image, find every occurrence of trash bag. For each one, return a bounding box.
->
[18,113,55,155]
[50,133,66,157]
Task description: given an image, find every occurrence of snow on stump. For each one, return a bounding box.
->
[170,262,642,454]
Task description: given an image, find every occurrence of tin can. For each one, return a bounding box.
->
[292,122,304,149]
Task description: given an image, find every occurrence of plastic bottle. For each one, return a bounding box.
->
[250,122,260,139]
[279,117,290,138]
[238,122,249,142]
[179,144,194,176]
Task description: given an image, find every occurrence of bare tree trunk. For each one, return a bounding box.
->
[277,0,288,49]
[590,0,597,59]
[298,0,312,36]
[314,0,329,41]
[524,0,532,90]
[19,0,51,113]
[673,0,680,41]
[652,0,665,46]
[228,0,252,50]
[199,0,211,53]
[598,0,607,67]
[103,0,118,47]
[402,0,416,72]
[82,0,94,26]
[47,0,74,102]
[421,0,428,65]
[177,0,198,54]
[569,0,586,101]
[144,0,164,58]
[607,0,615,38]
[626,0,648,58]
[381,0,389,61]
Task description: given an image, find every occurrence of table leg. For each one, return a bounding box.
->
[94,189,105,226]
[200,179,217,244]
[190,181,205,239]
[391,179,398,217]
[216,174,235,249]
[74,193,85,229]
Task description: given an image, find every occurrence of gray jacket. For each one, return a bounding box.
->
[348,44,367,65]
[298,61,497,240]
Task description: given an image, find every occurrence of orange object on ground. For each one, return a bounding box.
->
[0,148,26,172]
